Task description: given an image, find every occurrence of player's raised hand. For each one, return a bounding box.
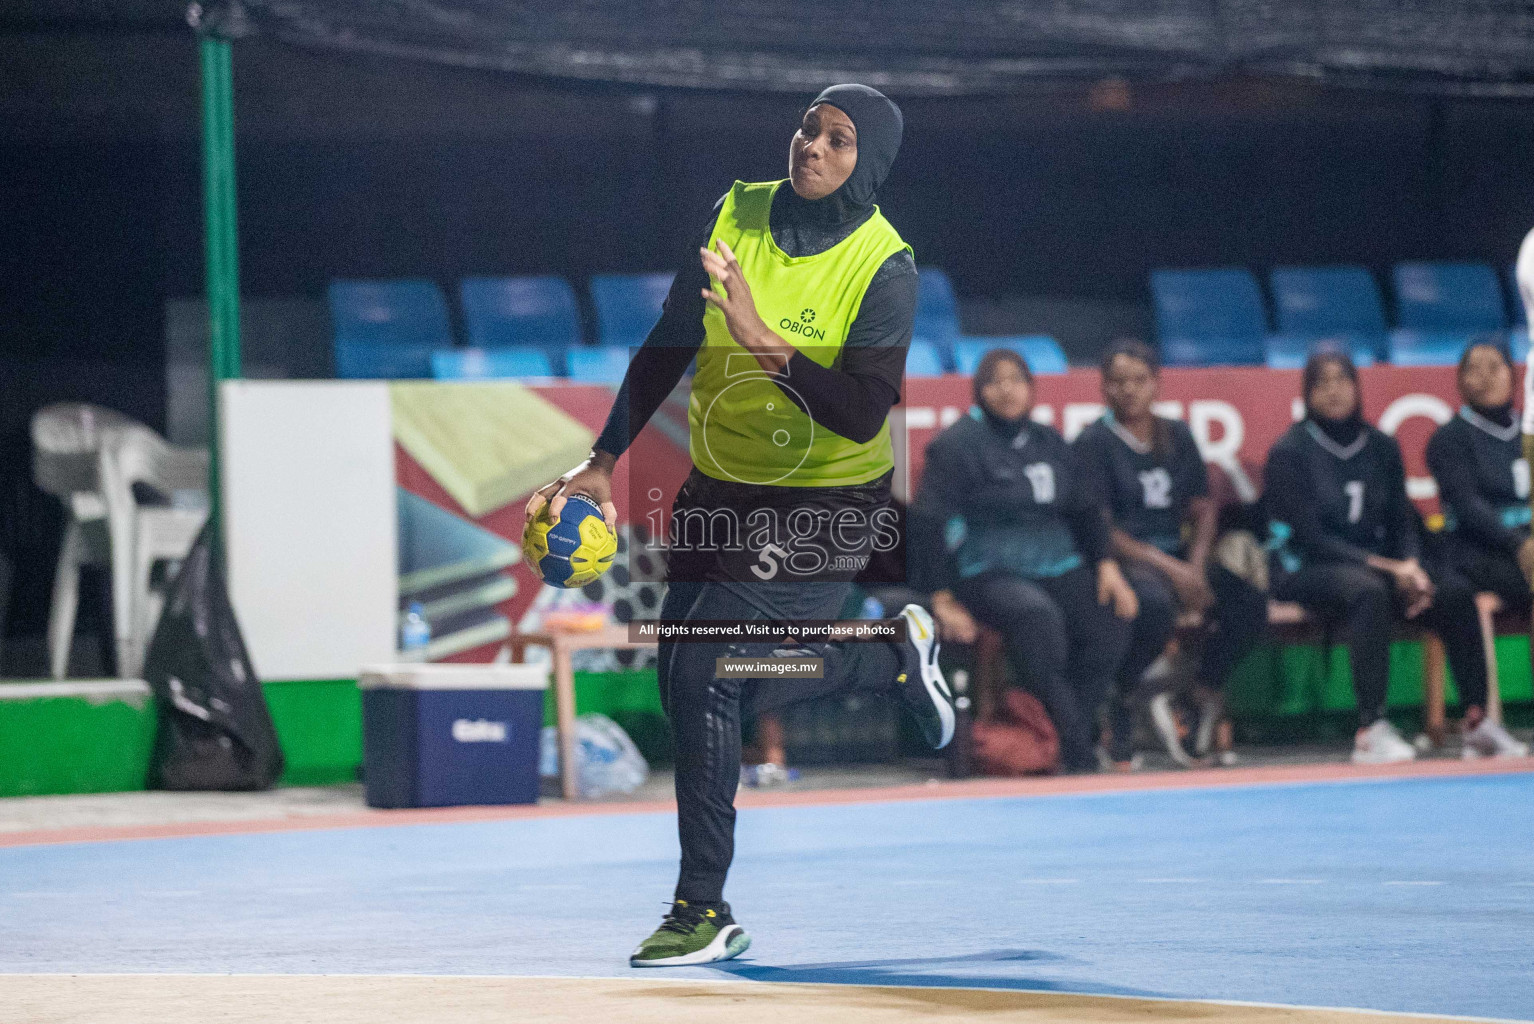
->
[701,240,786,366]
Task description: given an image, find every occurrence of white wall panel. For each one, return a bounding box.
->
[221,381,397,681]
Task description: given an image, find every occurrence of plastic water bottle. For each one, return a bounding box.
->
[400,602,431,660]
[539,714,649,797]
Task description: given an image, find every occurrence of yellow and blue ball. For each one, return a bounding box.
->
[523,493,618,588]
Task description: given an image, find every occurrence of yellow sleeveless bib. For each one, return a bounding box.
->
[689,180,912,487]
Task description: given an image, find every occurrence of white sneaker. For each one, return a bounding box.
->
[1462,718,1531,760]
[1352,718,1417,764]
[895,604,955,749]
[1148,692,1197,768]
[1142,654,1175,685]
[741,762,800,787]
[1097,747,1143,772]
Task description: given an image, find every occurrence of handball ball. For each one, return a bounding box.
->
[523,493,618,588]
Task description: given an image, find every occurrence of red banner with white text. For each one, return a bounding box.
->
[898,365,1467,511]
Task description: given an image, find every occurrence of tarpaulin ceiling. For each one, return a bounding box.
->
[190,1,1534,96]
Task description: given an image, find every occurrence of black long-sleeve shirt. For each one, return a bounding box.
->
[1264,419,1420,568]
[594,190,916,457]
[1425,406,1529,555]
[914,413,1110,589]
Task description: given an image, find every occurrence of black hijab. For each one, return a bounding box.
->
[771,83,904,245]
[1301,347,1366,445]
[973,348,1034,437]
[807,83,904,210]
[1458,340,1517,428]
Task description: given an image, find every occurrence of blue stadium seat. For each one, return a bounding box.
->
[333,340,440,380]
[568,346,632,384]
[431,347,556,380]
[459,275,581,354]
[915,267,961,347]
[328,278,453,379]
[1269,266,1387,362]
[1511,330,1530,365]
[905,340,947,377]
[953,336,1067,376]
[1264,335,1376,370]
[1387,330,1476,367]
[589,273,674,349]
[1391,262,1507,333]
[1150,268,1268,367]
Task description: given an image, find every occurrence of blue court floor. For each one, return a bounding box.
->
[2,773,1531,1021]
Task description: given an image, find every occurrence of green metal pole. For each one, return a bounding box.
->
[200,34,240,543]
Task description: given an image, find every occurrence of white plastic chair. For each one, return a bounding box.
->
[32,404,208,679]
[35,404,132,678]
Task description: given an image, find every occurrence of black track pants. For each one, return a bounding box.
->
[952,566,1130,771]
[1438,538,1533,614]
[1432,538,1533,712]
[657,578,899,904]
[1271,562,1485,724]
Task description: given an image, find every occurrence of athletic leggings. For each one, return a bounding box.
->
[1108,561,1267,760]
[657,577,898,904]
[1270,562,1485,725]
[1437,538,1533,615]
[952,566,1131,772]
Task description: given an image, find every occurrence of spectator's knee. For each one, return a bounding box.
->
[997,599,1069,671]
[1432,576,1476,615]
[998,587,1065,634]
[1344,571,1393,625]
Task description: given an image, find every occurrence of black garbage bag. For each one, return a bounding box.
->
[143,523,284,790]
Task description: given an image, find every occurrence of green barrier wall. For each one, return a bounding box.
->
[0,671,670,797]
[1226,636,1533,738]
[0,689,157,797]
[2,644,1527,798]
[262,679,363,786]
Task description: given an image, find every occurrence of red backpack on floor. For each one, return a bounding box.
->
[972,688,1059,776]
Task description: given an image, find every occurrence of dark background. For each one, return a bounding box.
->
[5,12,1534,669]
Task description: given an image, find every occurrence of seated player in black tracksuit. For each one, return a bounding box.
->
[1074,340,1267,769]
[1265,348,1484,765]
[1424,340,1533,758]
[916,348,1138,772]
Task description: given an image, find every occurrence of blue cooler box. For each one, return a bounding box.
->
[359,663,549,808]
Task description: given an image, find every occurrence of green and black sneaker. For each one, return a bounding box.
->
[629,900,751,967]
